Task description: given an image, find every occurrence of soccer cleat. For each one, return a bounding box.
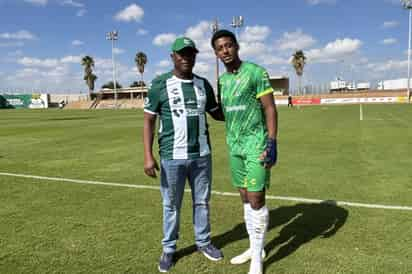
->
[230,248,266,265]
[198,244,224,261]
[158,252,174,273]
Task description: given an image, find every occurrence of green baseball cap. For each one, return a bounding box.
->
[171,37,199,53]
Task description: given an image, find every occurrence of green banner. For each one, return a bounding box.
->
[0,94,32,109]
[0,94,48,109]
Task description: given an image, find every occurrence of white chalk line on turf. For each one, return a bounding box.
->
[1,171,412,211]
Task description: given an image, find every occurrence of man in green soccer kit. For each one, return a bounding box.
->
[211,30,278,274]
[143,37,224,272]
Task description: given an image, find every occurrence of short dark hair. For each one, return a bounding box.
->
[211,29,238,49]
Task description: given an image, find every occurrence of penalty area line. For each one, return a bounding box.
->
[1,171,412,212]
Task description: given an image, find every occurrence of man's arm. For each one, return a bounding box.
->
[208,105,225,121]
[260,93,277,139]
[259,93,278,168]
[143,112,159,178]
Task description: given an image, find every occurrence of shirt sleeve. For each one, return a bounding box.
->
[255,67,274,98]
[144,80,161,115]
[204,79,219,113]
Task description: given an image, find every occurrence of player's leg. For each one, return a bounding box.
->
[188,155,223,261]
[229,155,266,265]
[245,159,270,274]
[158,159,187,272]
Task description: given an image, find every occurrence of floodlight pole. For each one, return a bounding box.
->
[408,6,411,103]
[231,16,244,41]
[211,19,220,99]
[402,0,412,103]
[106,30,119,108]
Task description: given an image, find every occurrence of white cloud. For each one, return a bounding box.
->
[114,4,144,22]
[153,33,177,46]
[137,28,148,35]
[306,0,337,5]
[60,0,84,8]
[23,0,47,6]
[239,41,267,58]
[71,40,84,46]
[383,21,399,28]
[18,57,59,68]
[157,60,171,68]
[261,55,289,66]
[381,38,398,45]
[240,26,271,42]
[17,55,83,67]
[0,42,25,47]
[306,38,362,63]
[194,61,211,75]
[94,58,113,70]
[369,59,407,72]
[276,29,316,51]
[61,55,82,64]
[113,48,125,55]
[0,30,36,40]
[185,21,211,41]
[76,9,86,16]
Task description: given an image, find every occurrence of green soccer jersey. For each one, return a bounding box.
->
[219,61,273,155]
[144,72,218,160]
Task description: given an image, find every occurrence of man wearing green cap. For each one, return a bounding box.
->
[143,37,224,272]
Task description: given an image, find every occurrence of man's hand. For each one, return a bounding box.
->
[144,156,160,178]
[259,138,277,169]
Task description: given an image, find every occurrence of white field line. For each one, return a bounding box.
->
[1,171,412,211]
[359,104,363,121]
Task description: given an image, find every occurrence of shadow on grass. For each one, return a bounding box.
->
[175,201,348,266]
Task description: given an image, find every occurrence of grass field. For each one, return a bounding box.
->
[1,104,412,274]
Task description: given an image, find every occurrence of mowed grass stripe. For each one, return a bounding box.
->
[2,171,412,211]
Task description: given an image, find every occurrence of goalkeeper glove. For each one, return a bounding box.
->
[262,138,277,167]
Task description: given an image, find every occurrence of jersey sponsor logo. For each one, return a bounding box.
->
[186,108,199,117]
[172,96,182,105]
[171,88,179,95]
[172,109,184,117]
[226,105,246,112]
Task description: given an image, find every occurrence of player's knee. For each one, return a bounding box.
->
[250,203,264,210]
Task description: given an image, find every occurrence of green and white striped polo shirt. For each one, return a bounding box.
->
[144,72,219,160]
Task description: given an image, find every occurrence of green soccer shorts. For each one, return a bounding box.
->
[229,153,270,192]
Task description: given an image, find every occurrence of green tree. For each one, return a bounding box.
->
[134,52,147,83]
[291,50,306,95]
[130,81,146,88]
[101,81,123,89]
[81,56,98,98]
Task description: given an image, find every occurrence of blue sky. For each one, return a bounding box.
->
[0,0,409,93]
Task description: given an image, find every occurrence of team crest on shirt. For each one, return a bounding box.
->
[144,97,150,108]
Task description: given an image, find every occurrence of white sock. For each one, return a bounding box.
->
[244,203,253,249]
[250,206,269,270]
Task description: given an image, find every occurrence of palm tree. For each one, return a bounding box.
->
[135,52,147,84]
[81,55,97,99]
[291,50,306,95]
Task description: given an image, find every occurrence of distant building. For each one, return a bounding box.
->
[377,78,408,90]
[269,76,289,95]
